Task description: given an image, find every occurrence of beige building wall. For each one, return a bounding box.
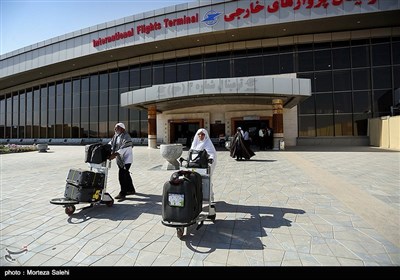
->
[369,116,400,150]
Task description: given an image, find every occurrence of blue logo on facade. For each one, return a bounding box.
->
[202,10,222,26]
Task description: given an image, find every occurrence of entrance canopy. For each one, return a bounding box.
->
[121,75,311,112]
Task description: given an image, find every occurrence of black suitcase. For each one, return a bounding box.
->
[162,170,203,224]
[66,168,105,189]
[64,183,102,202]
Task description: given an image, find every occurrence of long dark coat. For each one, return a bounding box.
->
[230,131,255,160]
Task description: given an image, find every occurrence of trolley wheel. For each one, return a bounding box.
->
[65,205,76,216]
[208,214,216,222]
[176,227,184,239]
[105,198,114,207]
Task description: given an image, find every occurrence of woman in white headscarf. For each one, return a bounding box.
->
[190,128,217,210]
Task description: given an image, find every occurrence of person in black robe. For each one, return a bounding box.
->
[230,127,255,161]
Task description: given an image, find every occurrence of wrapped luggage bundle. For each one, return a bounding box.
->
[85,143,112,164]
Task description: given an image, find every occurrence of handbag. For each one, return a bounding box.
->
[186,149,209,168]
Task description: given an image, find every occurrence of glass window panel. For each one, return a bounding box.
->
[89,75,99,138]
[315,72,332,92]
[298,95,315,114]
[217,59,230,78]
[315,93,333,114]
[314,50,332,71]
[190,61,202,80]
[153,66,164,85]
[334,91,352,113]
[177,63,189,82]
[316,115,334,136]
[12,95,18,138]
[72,79,80,135]
[247,48,262,56]
[140,65,152,87]
[332,41,349,48]
[333,70,351,91]
[372,43,391,66]
[33,88,40,138]
[40,86,48,137]
[263,55,279,75]
[233,58,247,77]
[26,90,33,127]
[332,48,350,69]
[394,66,399,90]
[119,71,129,125]
[54,83,63,138]
[298,52,313,72]
[279,53,294,74]
[371,38,390,44]
[48,84,55,138]
[129,67,140,90]
[373,67,391,89]
[99,73,108,107]
[6,96,12,138]
[351,39,369,46]
[373,89,392,116]
[352,69,370,90]
[109,72,119,126]
[353,113,369,136]
[164,61,176,84]
[352,46,370,68]
[19,96,25,138]
[0,97,5,138]
[248,56,262,76]
[393,42,400,65]
[81,77,89,124]
[334,114,353,136]
[19,91,26,127]
[280,45,294,53]
[140,110,148,137]
[263,46,279,54]
[129,109,140,137]
[205,60,219,79]
[314,42,331,50]
[353,91,371,113]
[119,69,129,93]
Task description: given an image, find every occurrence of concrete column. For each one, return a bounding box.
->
[148,105,157,149]
[272,98,284,150]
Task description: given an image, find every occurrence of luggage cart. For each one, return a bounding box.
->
[50,160,114,216]
[161,158,216,239]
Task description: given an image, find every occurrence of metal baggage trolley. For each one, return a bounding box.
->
[50,161,114,216]
[161,159,216,239]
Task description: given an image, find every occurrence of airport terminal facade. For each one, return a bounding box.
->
[0,0,399,147]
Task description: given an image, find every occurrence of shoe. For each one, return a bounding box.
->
[114,194,125,200]
[126,190,136,196]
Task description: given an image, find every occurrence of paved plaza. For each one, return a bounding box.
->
[0,145,399,267]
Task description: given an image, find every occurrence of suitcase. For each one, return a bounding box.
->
[64,183,102,202]
[162,170,203,224]
[66,168,105,189]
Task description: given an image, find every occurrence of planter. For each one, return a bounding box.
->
[160,144,183,170]
[37,143,48,153]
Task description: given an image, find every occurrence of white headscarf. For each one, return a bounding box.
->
[190,128,216,162]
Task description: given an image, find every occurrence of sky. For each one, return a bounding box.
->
[0,0,196,55]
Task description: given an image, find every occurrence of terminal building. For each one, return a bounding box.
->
[0,0,399,148]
